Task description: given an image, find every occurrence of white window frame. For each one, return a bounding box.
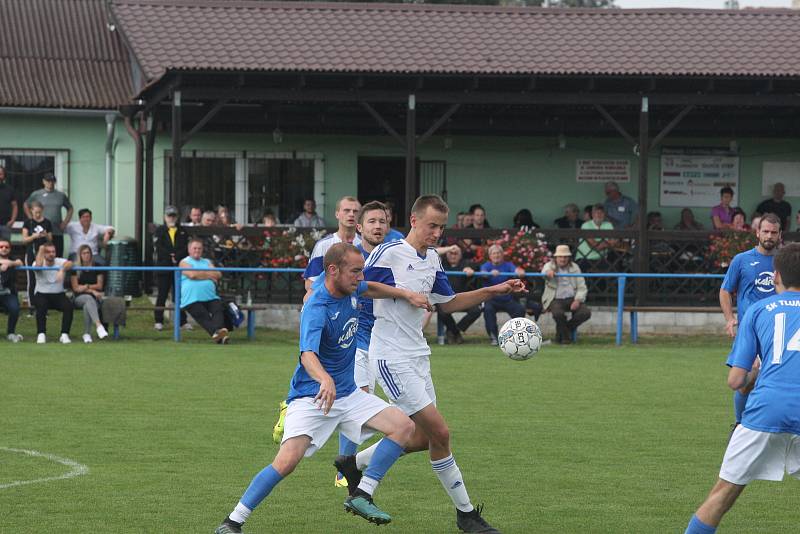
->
[0,149,70,193]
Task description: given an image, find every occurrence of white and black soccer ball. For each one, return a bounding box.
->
[498,317,542,361]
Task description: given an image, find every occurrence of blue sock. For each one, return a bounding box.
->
[339,432,359,457]
[685,514,716,534]
[362,437,404,483]
[733,390,748,423]
[240,465,283,510]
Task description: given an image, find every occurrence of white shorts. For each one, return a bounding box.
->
[719,425,800,485]
[374,356,436,416]
[354,348,377,393]
[282,388,389,457]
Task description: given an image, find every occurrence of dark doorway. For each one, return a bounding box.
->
[357,156,408,225]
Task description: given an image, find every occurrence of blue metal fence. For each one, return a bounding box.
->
[18,266,723,345]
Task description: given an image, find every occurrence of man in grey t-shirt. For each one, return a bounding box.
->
[24,173,73,257]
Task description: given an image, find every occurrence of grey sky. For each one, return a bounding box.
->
[615,0,791,8]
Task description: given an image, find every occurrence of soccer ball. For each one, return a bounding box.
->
[498,317,542,361]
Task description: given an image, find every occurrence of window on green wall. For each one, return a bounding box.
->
[0,149,70,209]
[165,153,236,220]
[248,157,314,224]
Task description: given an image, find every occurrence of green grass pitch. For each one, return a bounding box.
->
[2,316,799,533]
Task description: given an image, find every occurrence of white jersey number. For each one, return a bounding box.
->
[772,312,800,365]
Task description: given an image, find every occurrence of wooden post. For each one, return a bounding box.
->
[636,96,650,305]
[170,89,182,206]
[405,94,417,211]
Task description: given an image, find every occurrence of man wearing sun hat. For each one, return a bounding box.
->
[541,244,591,344]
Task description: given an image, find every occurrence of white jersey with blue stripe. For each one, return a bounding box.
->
[365,239,455,361]
[302,233,343,281]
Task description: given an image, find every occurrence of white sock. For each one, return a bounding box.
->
[431,455,473,513]
[356,475,379,496]
[355,442,379,470]
[229,502,252,524]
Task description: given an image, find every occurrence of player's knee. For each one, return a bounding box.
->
[395,416,416,444]
[429,423,450,448]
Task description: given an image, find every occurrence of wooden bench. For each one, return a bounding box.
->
[122,304,268,340]
[623,306,729,343]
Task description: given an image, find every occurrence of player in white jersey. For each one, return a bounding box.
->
[272,196,361,444]
[334,195,526,534]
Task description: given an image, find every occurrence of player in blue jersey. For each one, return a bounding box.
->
[684,242,800,534]
[719,214,781,428]
[271,196,361,444]
[335,200,395,488]
[215,243,431,533]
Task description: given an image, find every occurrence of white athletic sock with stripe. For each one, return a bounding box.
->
[355,442,379,471]
[431,454,473,513]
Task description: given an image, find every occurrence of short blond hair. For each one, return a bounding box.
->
[336,196,360,211]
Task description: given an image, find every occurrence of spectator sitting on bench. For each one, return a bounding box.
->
[541,245,591,345]
[0,238,23,343]
[437,244,481,344]
[180,238,229,344]
[480,244,526,345]
[33,241,73,344]
[70,244,109,343]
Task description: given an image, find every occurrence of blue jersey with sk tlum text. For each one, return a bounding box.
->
[287,280,368,403]
[727,291,800,435]
[721,248,775,323]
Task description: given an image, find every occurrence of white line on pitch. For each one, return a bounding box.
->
[0,447,89,489]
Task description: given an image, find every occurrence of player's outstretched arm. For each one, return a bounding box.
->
[364,281,432,311]
[299,350,336,415]
[437,278,528,313]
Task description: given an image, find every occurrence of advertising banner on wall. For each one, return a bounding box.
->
[576,159,630,183]
[659,147,739,207]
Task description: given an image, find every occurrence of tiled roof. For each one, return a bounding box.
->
[0,0,134,109]
[110,0,800,82]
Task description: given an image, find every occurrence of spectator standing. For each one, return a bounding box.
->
[33,242,73,344]
[576,204,614,270]
[437,245,482,344]
[582,205,593,222]
[603,181,638,229]
[179,239,229,344]
[152,205,189,331]
[756,182,791,231]
[711,186,736,229]
[541,245,591,344]
[647,211,665,231]
[480,244,526,345]
[21,201,53,309]
[200,210,220,260]
[261,212,278,227]
[554,203,582,229]
[674,208,704,231]
[70,244,109,343]
[732,208,749,231]
[0,166,18,241]
[464,203,490,258]
[186,206,202,226]
[293,199,326,228]
[0,238,23,342]
[24,173,73,257]
[64,208,114,263]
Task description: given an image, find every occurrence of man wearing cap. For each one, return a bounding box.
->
[24,173,73,257]
[0,166,18,242]
[64,208,115,264]
[152,205,189,331]
[541,245,591,344]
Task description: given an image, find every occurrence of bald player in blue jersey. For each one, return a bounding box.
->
[215,243,430,533]
[685,242,800,534]
[719,214,781,427]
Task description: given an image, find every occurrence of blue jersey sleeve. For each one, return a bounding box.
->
[356,281,368,296]
[432,269,455,297]
[726,305,759,370]
[303,256,324,281]
[721,254,741,293]
[364,266,396,286]
[299,303,325,355]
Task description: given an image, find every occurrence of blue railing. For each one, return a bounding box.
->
[18,266,724,345]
